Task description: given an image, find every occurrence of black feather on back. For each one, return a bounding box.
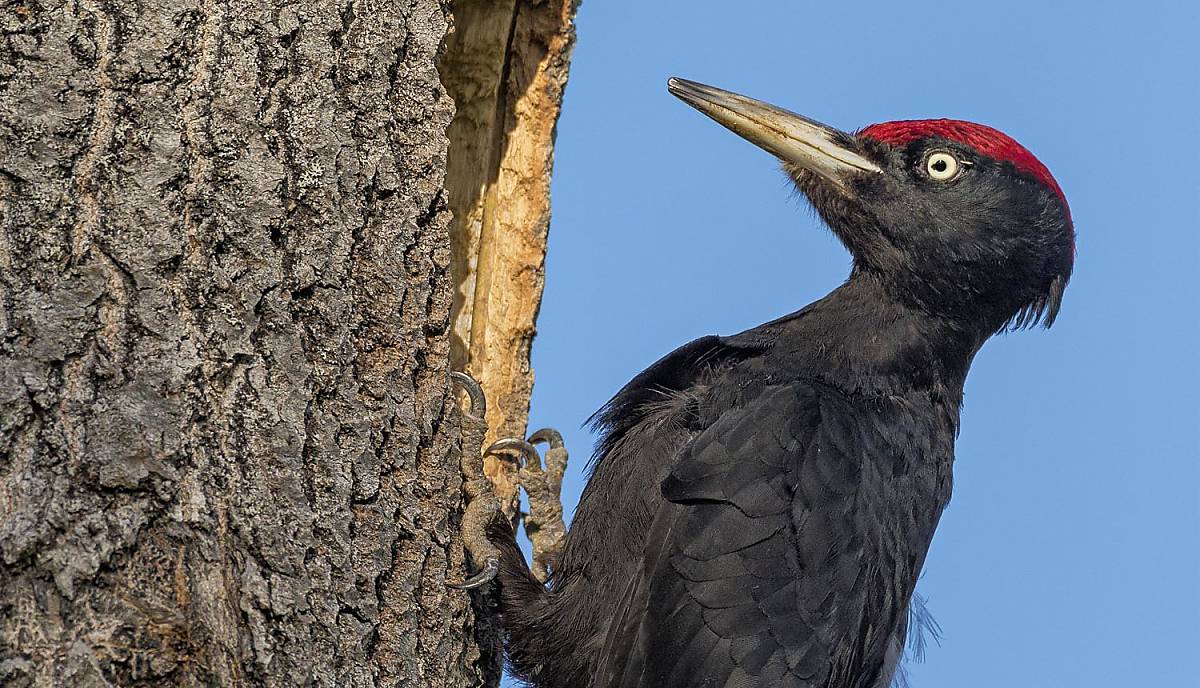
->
[586,334,762,472]
[592,377,953,688]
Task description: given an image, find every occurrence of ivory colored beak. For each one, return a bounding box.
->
[668,77,881,190]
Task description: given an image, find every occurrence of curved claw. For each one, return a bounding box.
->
[485,438,540,469]
[450,371,486,417]
[446,557,499,590]
[528,427,564,449]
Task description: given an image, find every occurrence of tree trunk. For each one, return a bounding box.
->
[0,0,575,685]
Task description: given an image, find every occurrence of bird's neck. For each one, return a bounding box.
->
[773,274,983,401]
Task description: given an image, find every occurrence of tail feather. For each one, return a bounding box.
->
[487,519,558,684]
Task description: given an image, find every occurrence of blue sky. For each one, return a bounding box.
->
[519,2,1200,686]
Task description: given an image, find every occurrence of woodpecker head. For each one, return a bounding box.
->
[668,78,1074,334]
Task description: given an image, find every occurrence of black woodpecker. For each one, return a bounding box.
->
[458,78,1075,688]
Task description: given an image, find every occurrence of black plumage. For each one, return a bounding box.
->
[488,79,1074,688]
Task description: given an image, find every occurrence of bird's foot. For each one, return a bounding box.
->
[447,372,504,590]
[487,428,569,583]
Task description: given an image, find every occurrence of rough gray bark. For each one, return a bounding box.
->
[0,0,498,685]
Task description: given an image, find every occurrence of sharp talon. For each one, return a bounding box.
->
[450,371,486,417]
[485,438,540,469]
[528,427,564,449]
[447,557,499,590]
[517,427,568,582]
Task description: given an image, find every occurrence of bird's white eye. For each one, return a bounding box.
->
[925,152,960,181]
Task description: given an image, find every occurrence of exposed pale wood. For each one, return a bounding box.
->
[441,0,578,519]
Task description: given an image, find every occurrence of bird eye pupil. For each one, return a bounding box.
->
[932,160,946,172]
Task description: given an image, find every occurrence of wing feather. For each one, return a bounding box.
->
[595,380,931,688]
